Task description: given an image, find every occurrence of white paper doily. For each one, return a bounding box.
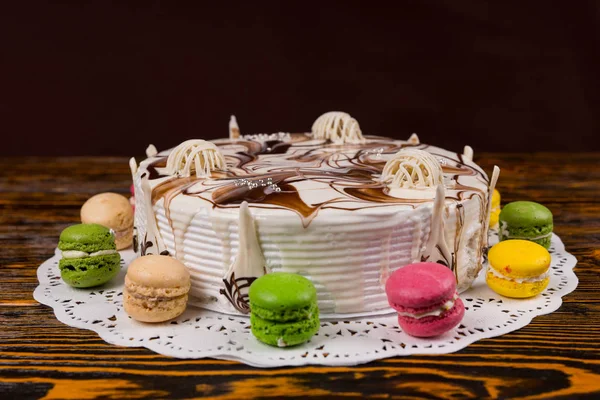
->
[33,232,578,367]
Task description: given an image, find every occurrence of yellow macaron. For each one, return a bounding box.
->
[486,239,551,298]
[489,189,501,228]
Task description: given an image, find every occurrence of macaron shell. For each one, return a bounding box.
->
[126,255,191,289]
[385,262,456,309]
[123,255,191,322]
[81,193,134,248]
[59,253,121,288]
[500,201,553,227]
[249,272,317,311]
[499,201,553,249]
[488,240,551,279]
[398,298,465,337]
[489,208,501,229]
[113,228,134,250]
[123,288,188,323]
[486,271,550,298]
[58,223,116,253]
[248,272,320,347]
[499,225,553,249]
[491,189,501,209]
[250,311,320,347]
[489,188,501,228]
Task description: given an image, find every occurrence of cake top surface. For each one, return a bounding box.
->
[137,133,489,224]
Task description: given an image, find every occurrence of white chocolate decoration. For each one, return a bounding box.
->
[140,175,169,256]
[146,144,158,158]
[311,111,365,144]
[165,140,227,178]
[222,201,267,313]
[482,166,500,236]
[408,133,420,145]
[380,148,444,189]
[463,145,473,162]
[229,115,241,140]
[421,184,453,268]
[225,201,266,280]
[129,157,137,179]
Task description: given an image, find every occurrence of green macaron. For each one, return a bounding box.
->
[57,224,121,288]
[499,201,553,249]
[249,272,320,347]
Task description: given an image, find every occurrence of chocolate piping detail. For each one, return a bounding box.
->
[220,201,266,314]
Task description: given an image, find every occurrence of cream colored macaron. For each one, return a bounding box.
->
[124,255,191,323]
[81,192,134,250]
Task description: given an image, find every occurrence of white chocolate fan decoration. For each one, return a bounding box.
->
[165,139,227,178]
[311,112,365,144]
[381,148,444,189]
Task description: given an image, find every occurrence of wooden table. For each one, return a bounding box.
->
[1,154,599,399]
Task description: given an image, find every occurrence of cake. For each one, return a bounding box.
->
[130,112,499,317]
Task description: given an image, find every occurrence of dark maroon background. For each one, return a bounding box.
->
[2,1,599,156]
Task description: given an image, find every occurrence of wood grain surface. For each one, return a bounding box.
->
[1,154,599,399]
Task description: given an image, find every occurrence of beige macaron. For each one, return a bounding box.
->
[81,192,134,250]
[124,255,191,323]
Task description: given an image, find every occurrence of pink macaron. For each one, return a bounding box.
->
[385,262,465,337]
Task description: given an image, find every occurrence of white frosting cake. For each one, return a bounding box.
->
[131,113,497,317]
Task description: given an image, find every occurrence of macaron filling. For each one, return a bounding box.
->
[487,266,549,283]
[499,222,552,241]
[250,311,320,348]
[58,253,121,288]
[125,288,188,308]
[251,303,317,322]
[62,249,118,259]
[395,293,459,319]
[125,277,190,298]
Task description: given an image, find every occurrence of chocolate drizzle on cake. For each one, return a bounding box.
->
[144,133,489,245]
[134,132,495,308]
[144,135,489,224]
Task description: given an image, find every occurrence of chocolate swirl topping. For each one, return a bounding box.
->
[141,134,489,227]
